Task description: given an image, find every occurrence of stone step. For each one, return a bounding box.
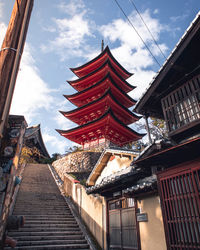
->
[8,231,83,237]
[5,164,92,250]
[7,235,85,241]
[9,227,81,232]
[15,239,88,246]
[20,215,75,220]
[25,219,76,224]
[15,200,66,203]
[22,223,78,228]
[13,212,72,216]
[13,208,71,211]
[4,244,90,249]
[14,203,68,206]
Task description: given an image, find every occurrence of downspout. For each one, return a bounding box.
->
[0,0,33,138]
[144,115,152,145]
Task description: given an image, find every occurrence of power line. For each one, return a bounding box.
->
[129,0,167,60]
[113,0,162,67]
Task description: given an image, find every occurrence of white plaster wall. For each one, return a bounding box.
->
[96,155,132,185]
[138,195,167,250]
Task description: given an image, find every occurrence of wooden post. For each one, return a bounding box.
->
[0,0,34,139]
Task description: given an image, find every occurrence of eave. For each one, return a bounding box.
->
[25,124,50,158]
[134,11,200,119]
[56,109,145,147]
[60,90,140,125]
[70,46,133,80]
[64,73,136,108]
[86,167,150,197]
[68,59,135,93]
[133,136,200,169]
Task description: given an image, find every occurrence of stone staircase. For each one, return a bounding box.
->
[5,164,91,249]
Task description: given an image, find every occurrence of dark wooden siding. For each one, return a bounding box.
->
[158,161,200,249]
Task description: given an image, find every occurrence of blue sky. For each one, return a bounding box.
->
[0,0,199,156]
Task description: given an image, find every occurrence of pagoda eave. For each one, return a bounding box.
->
[68,60,135,93]
[70,46,133,80]
[56,110,145,147]
[64,75,136,108]
[60,90,141,125]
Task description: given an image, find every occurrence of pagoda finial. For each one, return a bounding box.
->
[101,40,104,52]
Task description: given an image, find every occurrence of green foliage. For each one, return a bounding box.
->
[149,117,167,139]
[136,117,167,141]
[80,178,87,186]
[19,146,41,164]
[66,146,83,154]
[39,153,62,164]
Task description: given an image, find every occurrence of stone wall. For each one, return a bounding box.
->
[52,151,101,181]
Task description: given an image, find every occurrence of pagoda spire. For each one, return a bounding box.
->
[57,46,144,149]
[101,40,104,52]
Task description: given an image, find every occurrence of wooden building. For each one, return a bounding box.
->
[86,146,165,250]
[57,46,144,149]
[134,11,200,250]
[24,124,50,159]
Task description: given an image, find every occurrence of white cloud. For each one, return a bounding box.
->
[41,1,94,61]
[43,131,69,154]
[170,13,189,23]
[58,0,85,16]
[100,9,164,50]
[153,9,159,14]
[128,69,156,100]
[98,9,168,100]
[0,22,7,47]
[54,112,76,130]
[10,44,54,123]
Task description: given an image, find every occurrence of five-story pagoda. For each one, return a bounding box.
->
[57,46,144,149]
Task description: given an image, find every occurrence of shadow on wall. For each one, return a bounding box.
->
[63,174,107,250]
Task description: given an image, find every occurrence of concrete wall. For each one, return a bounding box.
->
[64,174,107,249]
[137,195,167,250]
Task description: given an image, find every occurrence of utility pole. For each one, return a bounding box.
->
[0,0,34,139]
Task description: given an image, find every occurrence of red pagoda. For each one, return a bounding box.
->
[57,46,144,149]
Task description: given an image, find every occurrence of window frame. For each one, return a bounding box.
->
[161,74,200,135]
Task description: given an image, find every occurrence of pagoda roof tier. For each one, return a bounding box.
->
[64,74,136,108]
[56,109,145,147]
[70,46,133,79]
[68,60,135,93]
[60,90,141,126]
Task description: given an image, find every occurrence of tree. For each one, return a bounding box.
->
[66,146,82,154]
[149,117,167,140]
[136,117,167,141]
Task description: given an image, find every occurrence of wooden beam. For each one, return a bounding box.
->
[0,0,34,138]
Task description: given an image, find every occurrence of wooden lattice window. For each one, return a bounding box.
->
[158,162,200,249]
[161,75,200,132]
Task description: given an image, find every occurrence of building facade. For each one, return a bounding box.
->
[134,11,200,250]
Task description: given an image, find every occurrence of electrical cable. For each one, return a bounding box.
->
[129,0,167,60]
[113,0,162,67]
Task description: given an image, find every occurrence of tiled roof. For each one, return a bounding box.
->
[122,174,157,194]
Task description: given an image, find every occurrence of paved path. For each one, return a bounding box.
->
[5,164,90,249]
